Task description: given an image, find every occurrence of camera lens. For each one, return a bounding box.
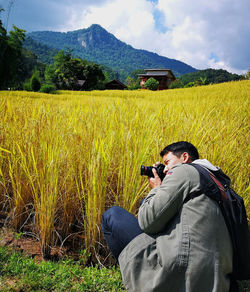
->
[140,165,154,178]
[140,164,166,181]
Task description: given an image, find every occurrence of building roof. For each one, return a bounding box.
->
[138,69,176,79]
[144,68,172,71]
[77,80,86,86]
[105,79,127,89]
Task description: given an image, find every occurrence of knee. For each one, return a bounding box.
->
[101,206,122,233]
[102,206,124,223]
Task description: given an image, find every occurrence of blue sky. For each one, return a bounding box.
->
[0,0,249,74]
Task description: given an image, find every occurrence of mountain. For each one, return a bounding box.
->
[24,36,59,64]
[25,24,196,79]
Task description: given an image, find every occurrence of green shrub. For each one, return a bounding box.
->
[184,81,195,88]
[144,77,159,91]
[23,80,31,91]
[39,83,56,94]
[128,84,141,90]
[169,79,184,89]
[30,74,41,92]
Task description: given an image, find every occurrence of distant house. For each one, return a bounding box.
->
[105,79,127,90]
[138,69,176,90]
[77,80,86,90]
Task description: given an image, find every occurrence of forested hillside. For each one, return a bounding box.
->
[24,36,59,64]
[170,69,242,88]
[26,24,197,80]
[179,69,242,84]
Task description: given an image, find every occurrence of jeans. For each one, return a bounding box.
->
[101,206,143,260]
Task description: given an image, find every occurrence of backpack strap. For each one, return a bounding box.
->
[207,172,228,201]
[185,163,225,203]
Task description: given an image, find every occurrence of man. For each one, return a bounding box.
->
[102,141,233,292]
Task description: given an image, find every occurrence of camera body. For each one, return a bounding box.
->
[140,164,166,181]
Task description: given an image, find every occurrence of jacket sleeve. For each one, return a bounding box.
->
[138,164,191,234]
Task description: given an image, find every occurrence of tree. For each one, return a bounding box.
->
[169,79,184,89]
[100,64,119,81]
[125,76,141,90]
[7,26,26,88]
[125,76,135,87]
[44,64,56,85]
[30,71,41,91]
[16,49,45,88]
[242,71,250,80]
[0,10,44,89]
[130,69,145,80]
[0,14,9,88]
[144,77,159,91]
[199,76,207,85]
[82,63,105,90]
[52,50,73,89]
[50,50,105,90]
[0,14,26,89]
[125,69,145,90]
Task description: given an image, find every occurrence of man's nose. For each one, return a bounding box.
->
[163,166,168,174]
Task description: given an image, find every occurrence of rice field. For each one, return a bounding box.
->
[0,80,249,259]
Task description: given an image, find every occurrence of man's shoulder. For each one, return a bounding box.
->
[170,162,197,173]
[166,163,200,181]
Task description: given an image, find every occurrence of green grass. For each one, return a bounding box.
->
[0,245,249,291]
[0,246,125,291]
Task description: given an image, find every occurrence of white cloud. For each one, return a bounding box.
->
[155,0,250,73]
[73,0,249,73]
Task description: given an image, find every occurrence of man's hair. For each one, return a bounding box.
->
[160,141,199,161]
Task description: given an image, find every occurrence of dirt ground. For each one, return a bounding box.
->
[0,227,68,262]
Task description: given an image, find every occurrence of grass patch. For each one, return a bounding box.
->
[0,245,249,291]
[0,246,125,291]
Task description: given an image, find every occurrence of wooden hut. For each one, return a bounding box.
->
[138,69,176,90]
[105,79,127,90]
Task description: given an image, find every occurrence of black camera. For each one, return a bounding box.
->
[140,164,166,181]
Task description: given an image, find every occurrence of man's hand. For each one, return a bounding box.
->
[148,168,162,189]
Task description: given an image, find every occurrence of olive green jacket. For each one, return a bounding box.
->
[118,160,233,292]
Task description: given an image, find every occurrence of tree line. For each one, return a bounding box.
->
[169,68,248,89]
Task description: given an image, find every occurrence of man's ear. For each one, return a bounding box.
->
[182,152,192,163]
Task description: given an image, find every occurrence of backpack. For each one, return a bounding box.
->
[188,163,250,280]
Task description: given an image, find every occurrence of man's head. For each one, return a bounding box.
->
[160,141,199,171]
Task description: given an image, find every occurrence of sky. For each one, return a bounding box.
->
[0,0,249,74]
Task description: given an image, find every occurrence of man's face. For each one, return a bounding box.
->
[162,151,188,173]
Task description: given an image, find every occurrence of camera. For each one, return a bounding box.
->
[140,164,166,181]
